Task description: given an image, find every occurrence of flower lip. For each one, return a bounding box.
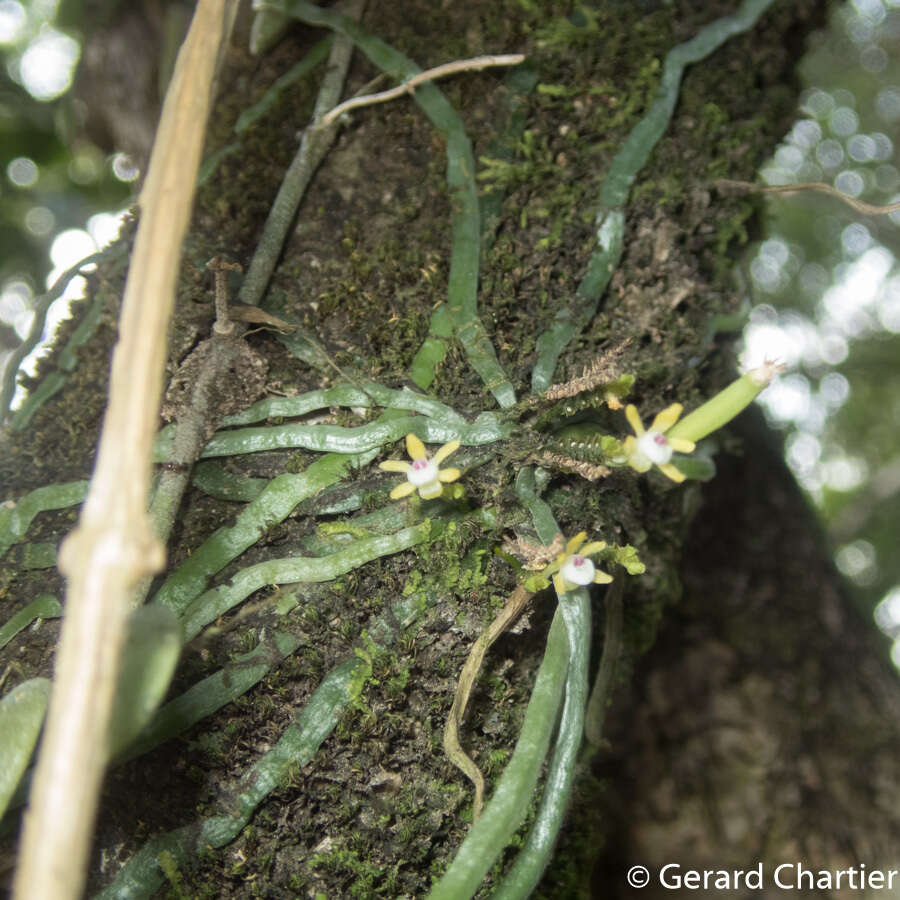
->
[407,458,439,486]
[636,430,673,465]
[560,554,596,586]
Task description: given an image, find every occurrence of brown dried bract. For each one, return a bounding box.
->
[502,532,565,570]
[538,452,611,482]
[542,337,632,401]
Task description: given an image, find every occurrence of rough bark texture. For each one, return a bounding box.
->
[588,410,900,899]
[4,1,900,898]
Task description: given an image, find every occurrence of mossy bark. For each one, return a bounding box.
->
[5,1,900,897]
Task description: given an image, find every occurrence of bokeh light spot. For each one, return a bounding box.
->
[7,155,37,187]
[24,205,55,236]
[112,153,140,183]
[875,586,900,637]
[835,539,878,586]
[860,44,888,72]
[816,137,845,169]
[823,454,868,491]
[0,0,25,44]
[847,133,877,161]
[875,85,900,121]
[801,87,835,119]
[830,106,860,137]
[19,26,79,101]
[820,372,850,407]
[0,278,33,339]
[49,229,96,276]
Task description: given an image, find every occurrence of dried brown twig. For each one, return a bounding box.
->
[443,584,536,821]
[715,178,900,216]
[320,53,526,126]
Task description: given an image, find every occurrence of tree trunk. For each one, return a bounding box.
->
[585,409,900,898]
[5,1,900,898]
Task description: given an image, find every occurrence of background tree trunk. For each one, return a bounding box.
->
[587,409,900,898]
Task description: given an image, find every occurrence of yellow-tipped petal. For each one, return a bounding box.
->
[390,481,418,499]
[380,460,412,473]
[541,557,564,578]
[593,570,614,584]
[623,436,651,472]
[625,404,645,436]
[580,541,607,556]
[432,440,460,465]
[657,463,686,483]
[438,467,461,483]
[552,572,568,594]
[669,437,696,454]
[565,532,588,554]
[406,433,427,460]
[650,403,683,433]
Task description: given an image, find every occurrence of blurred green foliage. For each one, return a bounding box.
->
[742,1,900,624]
[0,0,132,291]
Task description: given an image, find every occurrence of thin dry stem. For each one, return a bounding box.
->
[12,5,239,899]
[715,178,900,216]
[207,256,242,335]
[443,584,535,820]
[137,8,362,605]
[238,0,366,309]
[320,53,525,126]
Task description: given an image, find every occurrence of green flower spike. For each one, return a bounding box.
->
[539,532,613,594]
[380,433,461,500]
[623,403,696,483]
[667,361,784,444]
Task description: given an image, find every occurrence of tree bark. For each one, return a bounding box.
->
[586,409,900,897]
[7,1,900,898]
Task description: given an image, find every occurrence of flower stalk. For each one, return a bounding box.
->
[667,361,783,444]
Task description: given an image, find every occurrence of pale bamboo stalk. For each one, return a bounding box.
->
[12,3,238,898]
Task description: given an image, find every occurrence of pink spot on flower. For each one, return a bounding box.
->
[572,555,586,567]
[412,459,429,470]
[653,433,668,447]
